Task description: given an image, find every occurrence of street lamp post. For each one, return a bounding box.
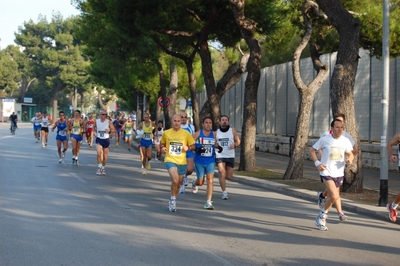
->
[379,0,390,206]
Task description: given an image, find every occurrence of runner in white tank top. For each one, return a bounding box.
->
[215,115,240,200]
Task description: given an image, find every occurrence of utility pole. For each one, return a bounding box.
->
[379,0,390,206]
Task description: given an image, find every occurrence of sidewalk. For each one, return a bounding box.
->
[232,150,400,221]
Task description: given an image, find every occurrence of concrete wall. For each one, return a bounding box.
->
[254,134,399,171]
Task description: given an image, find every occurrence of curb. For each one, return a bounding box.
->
[231,173,389,222]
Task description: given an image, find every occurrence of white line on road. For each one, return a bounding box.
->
[70,173,87,183]
[191,244,233,266]
[104,195,136,213]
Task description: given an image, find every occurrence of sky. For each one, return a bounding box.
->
[0,0,80,49]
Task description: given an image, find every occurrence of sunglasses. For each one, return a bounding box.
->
[181,116,187,118]
[101,114,107,116]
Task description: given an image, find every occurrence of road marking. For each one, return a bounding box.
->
[191,244,233,265]
[104,195,136,213]
[0,135,13,140]
[70,173,87,183]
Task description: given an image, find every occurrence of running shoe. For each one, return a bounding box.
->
[75,160,79,166]
[192,179,198,194]
[147,162,151,170]
[169,199,177,212]
[96,168,102,175]
[36,140,38,143]
[101,168,106,175]
[317,191,326,209]
[116,142,119,147]
[338,212,348,222]
[179,185,185,194]
[222,191,228,200]
[128,148,131,152]
[315,211,328,231]
[42,143,45,148]
[387,203,397,222]
[142,170,147,175]
[72,158,75,164]
[184,175,188,186]
[141,165,144,169]
[58,158,63,163]
[62,151,65,158]
[45,143,47,147]
[204,201,214,210]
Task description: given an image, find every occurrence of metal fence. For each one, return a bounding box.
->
[197,49,400,142]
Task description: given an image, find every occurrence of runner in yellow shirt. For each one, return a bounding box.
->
[160,114,195,212]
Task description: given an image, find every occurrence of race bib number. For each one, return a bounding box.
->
[169,142,183,156]
[98,130,106,138]
[87,124,93,128]
[218,138,229,147]
[73,127,80,134]
[42,121,48,126]
[201,145,213,157]
[143,133,151,140]
[58,130,67,137]
[126,129,132,134]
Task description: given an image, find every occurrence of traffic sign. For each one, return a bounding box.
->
[158,97,171,107]
[188,100,192,107]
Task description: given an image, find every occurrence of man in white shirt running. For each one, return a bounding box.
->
[310,119,354,231]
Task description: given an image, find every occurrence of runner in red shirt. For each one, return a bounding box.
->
[86,114,95,147]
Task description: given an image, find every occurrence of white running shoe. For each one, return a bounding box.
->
[169,199,177,212]
[62,151,65,158]
[179,185,185,194]
[184,175,188,186]
[101,168,106,175]
[315,211,328,231]
[204,201,214,210]
[222,191,228,200]
[192,179,198,194]
[142,170,147,175]
[96,168,102,175]
[58,158,63,163]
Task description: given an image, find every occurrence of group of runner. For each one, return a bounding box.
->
[160,112,240,212]
[37,109,241,212]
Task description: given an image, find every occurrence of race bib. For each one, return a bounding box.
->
[73,127,80,134]
[87,124,93,128]
[219,138,229,147]
[98,130,106,138]
[42,121,48,126]
[59,130,67,137]
[143,133,151,140]
[201,145,213,157]
[169,142,183,156]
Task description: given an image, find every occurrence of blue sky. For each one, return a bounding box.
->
[0,0,80,49]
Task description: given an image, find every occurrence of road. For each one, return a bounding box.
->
[1,123,400,266]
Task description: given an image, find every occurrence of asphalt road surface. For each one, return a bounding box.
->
[1,123,400,266]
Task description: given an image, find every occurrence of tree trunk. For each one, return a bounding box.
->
[155,60,170,128]
[52,85,60,120]
[199,53,249,120]
[198,38,220,130]
[230,0,260,172]
[167,63,178,128]
[184,54,200,131]
[284,0,329,179]
[316,0,363,192]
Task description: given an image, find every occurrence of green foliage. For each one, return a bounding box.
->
[0,48,20,94]
[14,14,90,111]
